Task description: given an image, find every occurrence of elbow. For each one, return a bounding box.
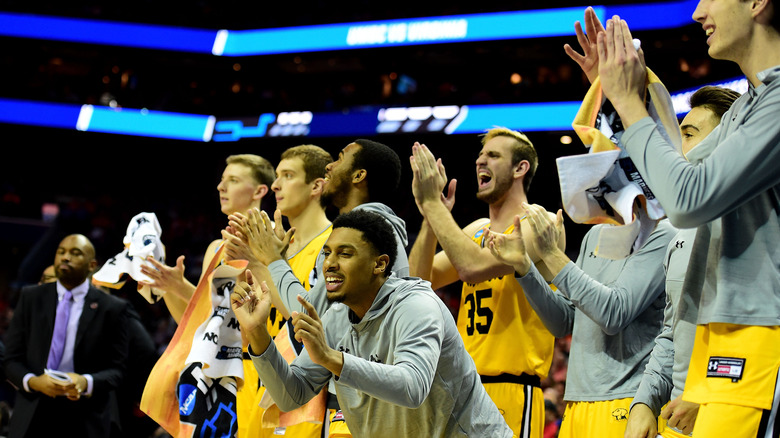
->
[664,208,704,229]
[400,388,428,409]
[458,267,485,285]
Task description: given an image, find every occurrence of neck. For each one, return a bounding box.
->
[287,202,331,252]
[339,190,370,214]
[488,185,529,230]
[349,277,386,320]
[59,278,85,291]
[738,30,780,87]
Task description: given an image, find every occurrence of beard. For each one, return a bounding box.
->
[476,172,513,204]
[321,171,350,209]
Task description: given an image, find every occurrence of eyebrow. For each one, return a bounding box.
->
[680,124,700,132]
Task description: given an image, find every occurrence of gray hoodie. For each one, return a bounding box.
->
[269,201,409,317]
[251,275,512,437]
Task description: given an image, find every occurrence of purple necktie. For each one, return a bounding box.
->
[47,290,73,370]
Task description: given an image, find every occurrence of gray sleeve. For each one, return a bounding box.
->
[269,255,330,316]
[631,294,675,415]
[250,340,332,412]
[517,264,575,338]
[622,88,780,228]
[337,294,443,408]
[553,221,675,336]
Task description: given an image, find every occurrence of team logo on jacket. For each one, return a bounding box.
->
[707,356,745,382]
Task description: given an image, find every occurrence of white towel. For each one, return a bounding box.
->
[558,69,680,259]
[93,212,166,301]
[183,261,247,382]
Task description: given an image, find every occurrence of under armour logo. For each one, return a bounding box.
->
[136,217,150,225]
[708,360,719,371]
[675,240,684,248]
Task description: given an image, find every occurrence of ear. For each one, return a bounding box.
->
[352,169,367,185]
[752,0,772,22]
[373,254,390,276]
[254,184,269,201]
[513,160,530,180]
[88,259,98,274]
[310,178,325,197]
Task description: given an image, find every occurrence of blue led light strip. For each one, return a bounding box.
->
[0,77,747,142]
[1,0,699,56]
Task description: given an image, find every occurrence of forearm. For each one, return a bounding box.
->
[338,355,431,408]
[422,200,511,282]
[251,342,329,411]
[623,96,780,227]
[162,291,190,324]
[517,264,575,338]
[408,220,437,280]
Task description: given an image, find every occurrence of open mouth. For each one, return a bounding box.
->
[325,275,344,291]
[478,170,492,189]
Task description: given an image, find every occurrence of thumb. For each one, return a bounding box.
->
[176,255,186,269]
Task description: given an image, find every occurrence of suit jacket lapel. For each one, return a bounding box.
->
[75,287,100,348]
[40,283,59,364]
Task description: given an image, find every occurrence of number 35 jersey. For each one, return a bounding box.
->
[458,223,555,378]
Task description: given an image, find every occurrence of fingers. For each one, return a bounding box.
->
[444,179,457,201]
[563,43,585,65]
[273,209,286,239]
[296,294,320,321]
[585,6,605,34]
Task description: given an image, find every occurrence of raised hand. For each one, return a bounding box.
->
[597,17,648,123]
[292,295,343,375]
[564,6,605,84]
[139,255,192,300]
[231,270,272,338]
[410,142,452,214]
[661,395,699,436]
[485,214,532,275]
[227,208,294,266]
[523,203,564,257]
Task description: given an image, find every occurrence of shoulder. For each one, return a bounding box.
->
[463,218,491,237]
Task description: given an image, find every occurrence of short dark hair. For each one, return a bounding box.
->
[351,139,401,205]
[689,86,741,120]
[280,144,333,183]
[332,210,397,276]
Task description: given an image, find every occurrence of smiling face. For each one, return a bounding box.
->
[322,142,360,208]
[321,227,386,309]
[680,105,721,155]
[272,157,317,218]
[217,163,264,216]
[475,136,517,204]
[54,234,96,289]
[692,0,754,62]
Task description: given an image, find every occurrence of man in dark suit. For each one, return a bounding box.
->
[4,234,130,438]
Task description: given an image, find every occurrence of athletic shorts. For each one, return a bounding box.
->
[684,323,780,438]
[483,381,544,438]
[558,398,632,438]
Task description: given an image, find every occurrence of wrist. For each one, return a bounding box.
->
[514,255,533,277]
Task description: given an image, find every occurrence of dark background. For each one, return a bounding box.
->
[0,0,742,340]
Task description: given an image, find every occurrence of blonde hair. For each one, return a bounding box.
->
[481,127,538,192]
[226,154,275,187]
